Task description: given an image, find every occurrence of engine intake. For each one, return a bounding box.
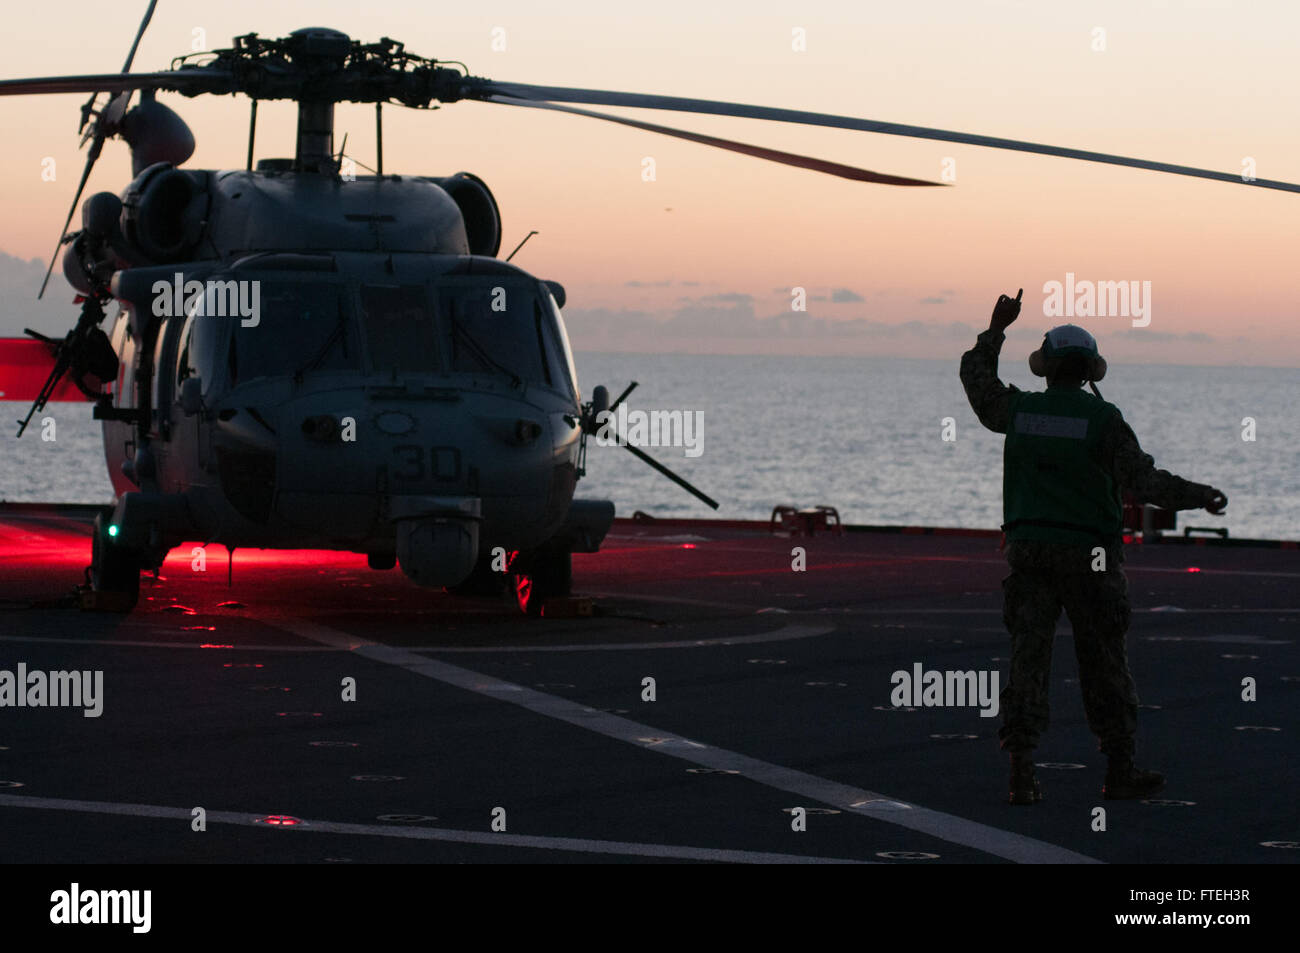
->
[431,172,501,257]
[120,163,209,262]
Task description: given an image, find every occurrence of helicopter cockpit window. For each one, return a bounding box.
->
[175,307,227,396]
[539,291,579,400]
[360,284,441,374]
[229,281,357,386]
[435,280,547,386]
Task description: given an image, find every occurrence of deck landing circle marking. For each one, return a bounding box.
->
[851,799,912,811]
[931,734,978,740]
[1036,763,1086,770]
[876,851,939,860]
[1261,841,1300,849]
[784,807,840,815]
[0,624,835,655]
[687,768,739,775]
[0,793,870,864]
[1142,799,1195,806]
[0,781,23,788]
[351,775,405,781]
[309,741,359,748]
[1234,725,1281,731]
[378,814,437,822]
[873,705,918,712]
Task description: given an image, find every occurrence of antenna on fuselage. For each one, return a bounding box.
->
[505,230,539,262]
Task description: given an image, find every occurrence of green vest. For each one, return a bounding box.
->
[1002,386,1124,547]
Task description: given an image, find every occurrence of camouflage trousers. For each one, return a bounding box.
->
[998,541,1139,757]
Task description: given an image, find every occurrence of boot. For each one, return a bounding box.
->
[1008,752,1042,805]
[1103,756,1164,799]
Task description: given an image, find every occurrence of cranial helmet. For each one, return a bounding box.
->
[1028,324,1108,382]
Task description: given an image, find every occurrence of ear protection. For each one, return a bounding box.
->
[1028,324,1107,381]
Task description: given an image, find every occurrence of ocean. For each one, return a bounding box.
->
[3,352,1296,540]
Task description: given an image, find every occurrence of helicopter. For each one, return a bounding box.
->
[1,5,1296,615]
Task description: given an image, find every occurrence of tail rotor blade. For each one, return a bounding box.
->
[37,0,160,300]
[120,0,159,74]
[37,148,99,299]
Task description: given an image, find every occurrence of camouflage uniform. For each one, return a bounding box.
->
[960,328,1213,757]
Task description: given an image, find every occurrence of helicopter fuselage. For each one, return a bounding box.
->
[93,167,607,589]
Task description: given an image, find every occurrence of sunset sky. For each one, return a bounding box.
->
[1,0,1297,365]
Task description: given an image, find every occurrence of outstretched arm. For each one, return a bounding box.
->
[1105,413,1228,513]
[959,290,1023,434]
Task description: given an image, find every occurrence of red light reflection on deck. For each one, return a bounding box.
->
[256,815,301,826]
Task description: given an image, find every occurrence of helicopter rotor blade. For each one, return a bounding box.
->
[486,96,944,187]
[35,1,162,299]
[469,80,1300,194]
[0,72,185,98]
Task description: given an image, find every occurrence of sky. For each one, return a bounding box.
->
[0,0,1297,366]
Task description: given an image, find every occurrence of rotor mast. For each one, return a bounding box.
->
[295,100,335,173]
[285,27,350,174]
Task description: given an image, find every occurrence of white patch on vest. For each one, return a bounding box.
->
[1014,412,1089,439]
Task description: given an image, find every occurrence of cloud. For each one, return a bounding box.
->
[831,288,864,303]
[919,295,947,304]
[624,279,672,288]
[565,301,983,347]
[0,250,82,338]
[1121,328,1214,344]
[693,292,753,305]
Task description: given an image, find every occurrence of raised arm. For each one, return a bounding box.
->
[959,290,1023,434]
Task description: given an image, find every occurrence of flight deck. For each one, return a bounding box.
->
[1,504,1296,864]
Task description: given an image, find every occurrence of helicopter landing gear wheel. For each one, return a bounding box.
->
[513,549,572,617]
[90,511,141,611]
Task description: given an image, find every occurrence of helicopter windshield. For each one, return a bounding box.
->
[359,284,442,375]
[435,279,548,386]
[229,280,358,386]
